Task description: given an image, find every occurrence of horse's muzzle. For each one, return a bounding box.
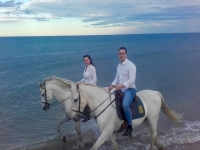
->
[73,117,79,122]
[72,114,80,122]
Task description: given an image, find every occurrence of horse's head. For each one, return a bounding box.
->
[39,82,53,111]
[71,83,88,122]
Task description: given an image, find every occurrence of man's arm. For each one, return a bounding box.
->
[123,63,136,88]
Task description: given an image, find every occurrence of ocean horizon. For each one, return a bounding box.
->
[1,32,200,37]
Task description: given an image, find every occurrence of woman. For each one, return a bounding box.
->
[81,55,97,85]
[80,55,97,122]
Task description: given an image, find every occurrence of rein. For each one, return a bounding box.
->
[71,83,116,119]
[51,96,71,106]
[94,94,116,119]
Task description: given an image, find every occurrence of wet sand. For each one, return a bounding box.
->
[12,138,200,150]
[11,138,93,150]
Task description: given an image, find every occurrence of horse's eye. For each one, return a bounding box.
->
[42,94,45,97]
[74,99,78,102]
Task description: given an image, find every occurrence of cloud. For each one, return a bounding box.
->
[30,17,49,21]
[16,2,23,6]
[0,0,15,7]
[2,1,200,25]
[23,9,33,14]
[0,0,23,7]
[1,0,200,35]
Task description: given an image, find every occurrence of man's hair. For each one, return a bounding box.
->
[118,47,127,54]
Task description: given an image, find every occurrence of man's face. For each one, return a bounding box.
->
[118,49,127,62]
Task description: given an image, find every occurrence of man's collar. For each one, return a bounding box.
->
[121,58,128,65]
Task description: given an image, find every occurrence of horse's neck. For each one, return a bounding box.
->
[81,85,118,123]
[47,82,71,102]
[81,85,112,109]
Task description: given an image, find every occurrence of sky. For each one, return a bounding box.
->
[0,0,200,36]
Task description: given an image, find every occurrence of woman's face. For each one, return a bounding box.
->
[84,57,91,66]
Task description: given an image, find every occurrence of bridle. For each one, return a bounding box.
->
[71,83,116,119]
[41,83,51,107]
[41,82,70,107]
[71,83,84,115]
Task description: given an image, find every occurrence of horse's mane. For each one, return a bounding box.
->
[43,76,73,87]
[79,82,109,93]
[43,77,109,93]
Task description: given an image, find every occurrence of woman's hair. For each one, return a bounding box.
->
[83,55,94,66]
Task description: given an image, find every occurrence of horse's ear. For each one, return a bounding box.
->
[38,82,44,88]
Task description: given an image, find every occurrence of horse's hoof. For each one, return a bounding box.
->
[160,145,165,150]
[62,136,66,143]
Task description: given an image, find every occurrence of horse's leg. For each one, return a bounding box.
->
[91,130,114,150]
[149,124,157,150]
[110,134,119,150]
[154,134,164,150]
[72,121,84,149]
[73,121,83,144]
[56,115,70,142]
[57,115,83,149]
[144,119,154,150]
[144,118,164,150]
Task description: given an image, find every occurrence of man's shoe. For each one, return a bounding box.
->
[123,127,133,136]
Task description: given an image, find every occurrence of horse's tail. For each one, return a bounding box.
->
[157,91,182,122]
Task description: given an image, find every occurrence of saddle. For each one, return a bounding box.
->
[114,90,145,133]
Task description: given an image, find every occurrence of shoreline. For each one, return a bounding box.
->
[11,138,200,150]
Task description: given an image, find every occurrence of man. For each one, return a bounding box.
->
[108,47,136,136]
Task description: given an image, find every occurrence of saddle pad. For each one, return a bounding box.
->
[131,96,145,120]
[115,96,145,120]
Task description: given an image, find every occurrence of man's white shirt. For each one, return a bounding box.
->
[112,58,136,92]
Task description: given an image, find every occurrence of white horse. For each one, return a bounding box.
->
[71,83,182,150]
[38,77,83,147]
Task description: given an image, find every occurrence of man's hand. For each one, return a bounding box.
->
[108,85,114,91]
[115,84,124,90]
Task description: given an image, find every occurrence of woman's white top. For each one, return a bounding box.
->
[81,64,97,85]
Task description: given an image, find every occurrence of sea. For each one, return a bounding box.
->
[0,33,200,150]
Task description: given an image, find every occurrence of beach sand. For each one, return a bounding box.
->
[20,138,93,150]
[11,138,200,150]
